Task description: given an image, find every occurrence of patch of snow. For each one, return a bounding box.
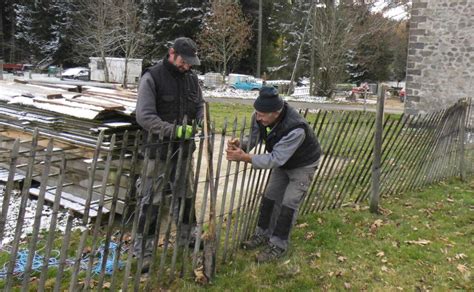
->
[203,86,330,104]
[0,186,80,246]
[334,97,377,104]
[7,96,101,120]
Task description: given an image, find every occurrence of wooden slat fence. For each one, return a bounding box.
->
[0,98,472,290]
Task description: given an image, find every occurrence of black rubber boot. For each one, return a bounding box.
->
[272,205,295,240]
[257,197,275,230]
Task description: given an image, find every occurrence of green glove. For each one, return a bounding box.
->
[266,127,271,135]
[176,125,193,139]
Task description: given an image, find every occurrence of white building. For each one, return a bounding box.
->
[89,57,143,84]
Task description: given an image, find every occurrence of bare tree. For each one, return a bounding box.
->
[310,2,391,97]
[72,0,121,82]
[116,0,148,88]
[199,0,252,81]
[0,5,3,80]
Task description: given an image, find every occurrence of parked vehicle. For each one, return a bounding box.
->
[399,88,406,102]
[2,63,23,73]
[230,80,262,91]
[61,67,90,80]
[2,63,34,75]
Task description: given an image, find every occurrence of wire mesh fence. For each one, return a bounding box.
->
[0,98,472,290]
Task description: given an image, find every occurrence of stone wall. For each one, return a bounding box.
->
[405,0,474,115]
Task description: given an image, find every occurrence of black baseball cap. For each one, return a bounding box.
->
[173,37,201,66]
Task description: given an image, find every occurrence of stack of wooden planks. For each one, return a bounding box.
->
[0,79,139,150]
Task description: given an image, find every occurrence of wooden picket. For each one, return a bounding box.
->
[0,98,471,290]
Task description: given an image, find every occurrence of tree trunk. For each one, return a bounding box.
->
[123,57,128,88]
[0,4,4,80]
[222,47,227,84]
[287,3,313,95]
[0,3,4,61]
[256,0,262,78]
[310,5,316,96]
[9,6,15,62]
[101,54,109,83]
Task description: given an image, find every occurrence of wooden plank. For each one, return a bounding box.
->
[215,118,236,261]
[5,129,39,291]
[29,188,110,217]
[39,154,67,290]
[370,90,385,213]
[65,96,126,111]
[84,134,116,289]
[0,139,21,240]
[203,103,217,281]
[47,93,63,99]
[54,211,74,292]
[22,139,54,290]
[0,167,25,182]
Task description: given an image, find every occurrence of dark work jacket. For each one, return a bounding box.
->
[259,103,321,169]
[142,56,203,160]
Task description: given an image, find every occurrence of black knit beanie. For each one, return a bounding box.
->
[254,86,283,112]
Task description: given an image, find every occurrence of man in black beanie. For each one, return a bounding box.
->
[226,86,321,263]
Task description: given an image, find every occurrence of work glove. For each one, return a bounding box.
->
[176,125,193,140]
[266,127,272,135]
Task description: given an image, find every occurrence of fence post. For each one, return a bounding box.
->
[370,86,385,213]
[203,102,217,281]
[459,100,467,182]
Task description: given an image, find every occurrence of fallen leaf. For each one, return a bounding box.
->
[311,252,321,258]
[328,271,334,277]
[317,218,323,224]
[376,251,385,257]
[381,258,388,263]
[457,264,469,274]
[337,256,347,263]
[296,222,309,228]
[404,239,431,246]
[335,270,344,277]
[283,259,291,265]
[305,231,315,240]
[370,219,384,233]
[412,227,418,231]
[379,207,392,216]
[455,253,467,260]
[446,198,454,203]
[344,282,351,289]
[283,264,300,277]
[102,282,111,289]
[194,267,208,285]
[381,265,389,272]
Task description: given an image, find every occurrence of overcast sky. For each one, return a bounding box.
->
[373,0,411,20]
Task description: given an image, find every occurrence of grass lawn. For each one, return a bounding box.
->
[172,177,473,291]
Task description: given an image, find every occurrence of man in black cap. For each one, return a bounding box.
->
[226,86,321,263]
[135,37,203,272]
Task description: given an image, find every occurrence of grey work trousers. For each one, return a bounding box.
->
[256,165,317,250]
[133,158,195,258]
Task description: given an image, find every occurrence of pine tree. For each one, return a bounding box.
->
[14,0,74,68]
[142,0,208,63]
